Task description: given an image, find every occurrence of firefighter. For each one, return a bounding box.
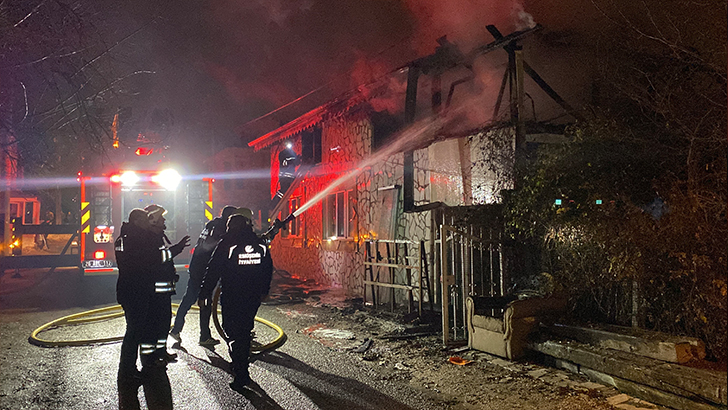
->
[272,141,300,206]
[143,204,190,367]
[169,205,237,346]
[199,212,273,392]
[115,208,157,385]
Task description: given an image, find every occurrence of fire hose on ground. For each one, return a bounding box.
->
[28,286,287,352]
[29,214,297,350]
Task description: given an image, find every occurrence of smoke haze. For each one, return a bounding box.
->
[105,0,723,150]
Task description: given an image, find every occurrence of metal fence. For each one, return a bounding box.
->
[438,223,505,345]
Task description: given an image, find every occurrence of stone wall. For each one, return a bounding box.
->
[268,111,512,299]
[270,112,371,297]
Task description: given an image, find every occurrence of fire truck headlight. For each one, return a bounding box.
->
[153,169,181,191]
[120,171,139,187]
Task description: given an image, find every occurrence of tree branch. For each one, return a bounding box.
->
[13,0,47,28]
[20,81,28,122]
[70,22,151,80]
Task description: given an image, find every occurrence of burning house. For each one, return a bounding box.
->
[248,24,580,342]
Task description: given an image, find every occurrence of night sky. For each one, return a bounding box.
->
[99,0,555,148]
[24,0,724,158]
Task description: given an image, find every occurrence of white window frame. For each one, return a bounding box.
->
[323,189,355,239]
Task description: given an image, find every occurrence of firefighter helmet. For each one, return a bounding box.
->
[234,207,254,221]
[227,214,252,234]
[144,204,167,230]
[128,208,150,229]
[221,205,237,220]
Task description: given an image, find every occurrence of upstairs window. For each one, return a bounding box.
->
[301,126,322,165]
[370,110,403,152]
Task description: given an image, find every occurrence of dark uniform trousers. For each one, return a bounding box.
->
[202,230,272,385]
[139,293,172,366]
[172,269,212,340]
[119,299,150,374]
[222,296,261,378]
[171,215,223,340]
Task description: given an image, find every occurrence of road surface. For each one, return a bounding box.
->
[0,268,446,410]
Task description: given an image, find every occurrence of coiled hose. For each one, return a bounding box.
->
[29,287,287,352]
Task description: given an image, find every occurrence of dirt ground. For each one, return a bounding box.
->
[265,293,666,410]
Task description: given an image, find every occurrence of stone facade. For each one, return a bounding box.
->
[265,108,514,300]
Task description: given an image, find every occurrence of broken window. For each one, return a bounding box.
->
[283,196,300,237]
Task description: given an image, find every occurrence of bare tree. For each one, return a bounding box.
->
[0,0,155,177]
[505,0,727,361]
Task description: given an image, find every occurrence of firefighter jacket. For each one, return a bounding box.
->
[115,222,160,305]
[278,147,299,180]
[187,216,227,278]
[150,232,183,296]
[199,230,273,303]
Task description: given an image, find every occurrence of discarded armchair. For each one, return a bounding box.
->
[466,294,567,360]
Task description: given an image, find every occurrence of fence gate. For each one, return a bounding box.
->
[439,224,505,346]
[363,239,433,315]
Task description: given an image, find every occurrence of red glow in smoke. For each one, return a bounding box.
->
[204,0,539,134]
[349,52,407,115]
[403,0,534,53]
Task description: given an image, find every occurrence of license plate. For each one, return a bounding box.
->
[82,259,114,268]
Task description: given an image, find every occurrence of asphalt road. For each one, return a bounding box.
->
[0,268,447,410]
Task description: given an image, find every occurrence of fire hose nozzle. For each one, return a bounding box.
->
[281,213,296,225]
[263,213,296,242]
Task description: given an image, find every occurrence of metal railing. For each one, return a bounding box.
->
[1,224,80,275]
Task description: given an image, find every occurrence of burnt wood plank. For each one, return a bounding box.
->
[551,358,723,410]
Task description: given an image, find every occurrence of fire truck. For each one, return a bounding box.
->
[79,151,214,274]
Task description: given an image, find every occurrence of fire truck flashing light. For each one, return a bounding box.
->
[151,169,182,191]
[108,169,181,191]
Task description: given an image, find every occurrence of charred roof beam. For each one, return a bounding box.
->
[402,25,543,213]
[486,25,584,122]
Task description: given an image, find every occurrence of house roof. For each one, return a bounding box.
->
[247,24,569,152]
[247,87,372,151]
